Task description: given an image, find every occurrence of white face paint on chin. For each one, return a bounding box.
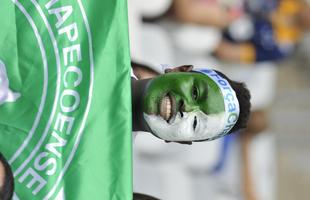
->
[144,110,226,142]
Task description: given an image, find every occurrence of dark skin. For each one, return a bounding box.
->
[171,0,238,29]
[0,153,14,200]
[131,65,193,132]
[132,64,259,199]
[240,110,268,200]
[132,65,196,145]
[132,64,252,145]
[131,77,152,132]
[131,62,159,132]
[0,160,4,190]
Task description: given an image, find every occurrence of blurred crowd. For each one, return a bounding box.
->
[130,0,310,200]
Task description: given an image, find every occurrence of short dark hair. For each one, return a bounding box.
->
[214,70,251,134]
[133,193,161,200]
[0,153,14,200]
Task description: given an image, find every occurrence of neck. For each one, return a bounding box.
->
[131,78,152,132]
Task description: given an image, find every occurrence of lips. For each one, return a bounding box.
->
[159,94,175,123]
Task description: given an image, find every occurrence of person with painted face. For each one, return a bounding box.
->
[0,153,14,200]
[132,64,251,144]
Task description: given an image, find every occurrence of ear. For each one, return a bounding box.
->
[164,65,193,73]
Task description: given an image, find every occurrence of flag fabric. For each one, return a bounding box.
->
[0,0,132,199]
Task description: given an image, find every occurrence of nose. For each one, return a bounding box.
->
[179,99,199,114]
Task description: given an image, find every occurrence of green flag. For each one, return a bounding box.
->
[0,0,132,199]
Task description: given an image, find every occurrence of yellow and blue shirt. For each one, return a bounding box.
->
[227,0,303,63]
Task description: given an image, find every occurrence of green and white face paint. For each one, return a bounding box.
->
[143,68,240,142]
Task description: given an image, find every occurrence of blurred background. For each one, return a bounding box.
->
[129,0,310,200]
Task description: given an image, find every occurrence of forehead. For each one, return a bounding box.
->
[157,71,214,84]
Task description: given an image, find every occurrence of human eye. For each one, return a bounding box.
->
[192,85,199,101]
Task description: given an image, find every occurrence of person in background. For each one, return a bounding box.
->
[215,0,310,63]
[170,0,244,29]
[0,153,14,200]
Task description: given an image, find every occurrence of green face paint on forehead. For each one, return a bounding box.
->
[143,69,240,142]
[143,72,225,117]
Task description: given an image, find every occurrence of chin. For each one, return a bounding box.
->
[143,111,227,142]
